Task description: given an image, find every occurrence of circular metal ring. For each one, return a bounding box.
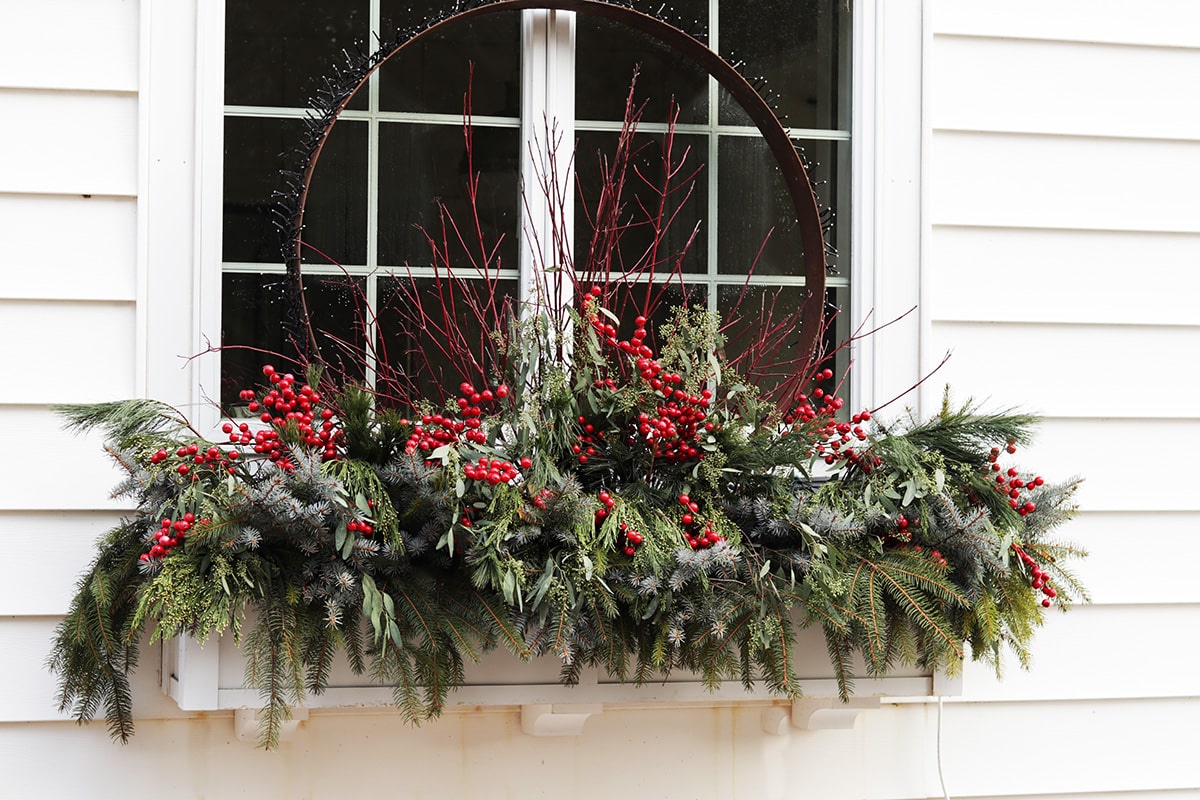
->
[286,0,827,363]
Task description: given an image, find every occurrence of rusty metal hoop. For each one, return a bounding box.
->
[284,0,827,363]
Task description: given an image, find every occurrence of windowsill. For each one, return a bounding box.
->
[162,624,958,727]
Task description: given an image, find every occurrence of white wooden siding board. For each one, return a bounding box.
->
[1021,419,1200,512]
[957,603,1200,702]
[0,301,136,404]
[0,408,125,510]
[1067,511,1200,606]
[0,703,1192,800]
[0,708,900,799]
[0,90,137,196]
[0,0,138,92]
[931,36,1200,141]
[932,0,1200,49]
[0,195,137,301]
[929,226,1200,327]
[927,321,1200,420]
[0,622,186,723]
[929,131,1200,233]
[0,512,127,616]
[927,698,1200,798]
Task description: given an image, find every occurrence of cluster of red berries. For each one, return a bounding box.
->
[893,513,916,541]
[678,493,723,549]
[150,442,241,478]
[1012,543,1057,607]
[404,382,510,455]
[346,519,374,536]
[139,513,200,562]
[463,455,527,486]
[618,522,643,556]
[530,488,556,510]
[237,365,344,466]
[573,418,605,465]
[782,371,879,471]
[634,388,714,463]
[581,293,718,464]
[783,369,843,426]
[986,443,1042,516]
[594,489,617,522]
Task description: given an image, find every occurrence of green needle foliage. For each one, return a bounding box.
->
[47,306,1083,748]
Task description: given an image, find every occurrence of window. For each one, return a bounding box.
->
[219,1,852,406]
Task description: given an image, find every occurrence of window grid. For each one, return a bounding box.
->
[222,3,851,399]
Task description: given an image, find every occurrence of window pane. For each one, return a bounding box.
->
[305,120,370,267]
[716,135,804,276]
[573,130,708,277]
[718,0,849,130]
[376,276,519,406]
[221,273,366,407]
[378,3,520,117]
[716,136,846,276]
[224,117,368,266]
[225,0,370,110]
[576,6,709,124]
[223,116,302,263]
[377,123,520,270]
[718,284,847,396]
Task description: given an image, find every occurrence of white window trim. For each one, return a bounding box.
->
[139,0,940,719]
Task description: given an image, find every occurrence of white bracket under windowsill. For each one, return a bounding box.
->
[520,703,604,736]
[761,697,881,735]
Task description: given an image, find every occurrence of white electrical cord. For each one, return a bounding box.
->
[937,696,951,800]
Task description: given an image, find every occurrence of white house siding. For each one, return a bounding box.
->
[920,3,1200,800]
[0,2,1196,799]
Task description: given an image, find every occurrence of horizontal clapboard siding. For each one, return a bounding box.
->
[0,195,138,301]
[0,0,139,93]
[0,2,1195,798]
[925,3,1200,799]
[0,90,138,196]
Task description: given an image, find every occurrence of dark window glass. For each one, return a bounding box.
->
[378,3,521,117]
[576,5,709,124]
[377,123,521,270]
[221,272,366,406]
[573,130,708,277]
[375,276,519,405]
[225,0,370,110]
[718,0,849,130]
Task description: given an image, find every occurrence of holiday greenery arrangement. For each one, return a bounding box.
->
[48,288,1084,747]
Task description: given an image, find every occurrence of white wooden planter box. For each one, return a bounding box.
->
[161,624,961,739]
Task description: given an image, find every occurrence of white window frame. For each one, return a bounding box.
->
[138,0,942,720]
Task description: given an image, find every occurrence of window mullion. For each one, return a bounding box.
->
[519,9,576,315]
